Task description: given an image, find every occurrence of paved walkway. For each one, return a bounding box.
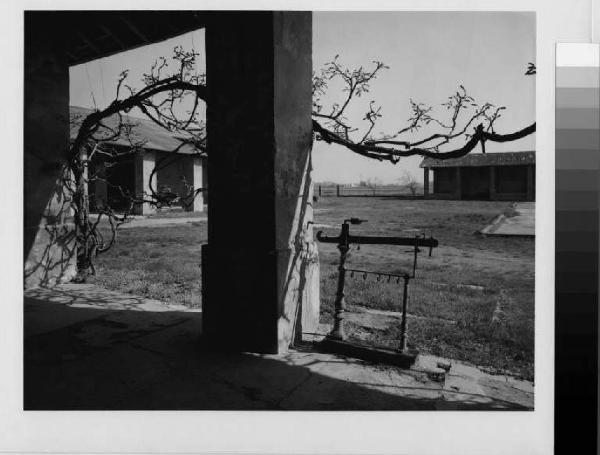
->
[480,202,535,237]
[24,284,533,410]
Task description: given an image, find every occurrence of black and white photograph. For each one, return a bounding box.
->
[22,10,537,412]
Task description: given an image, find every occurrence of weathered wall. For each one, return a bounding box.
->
[24,17,76,288]
[203,11,316,354]
[273,12,319,351]
[91,151,205,212]
[190,156,205,212]
[133,151,156,215]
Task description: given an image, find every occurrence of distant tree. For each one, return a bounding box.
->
[398,171,421,196]
[360,177,382,188]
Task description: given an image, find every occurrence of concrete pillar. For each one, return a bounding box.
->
[133,151,156,215]
[526,165,534,201]
[24,14,77,288]
[203,11,317,353]
[423,168,430,198]
[455,167,462,200]
[489,166,496,201]
[184,156,204,212]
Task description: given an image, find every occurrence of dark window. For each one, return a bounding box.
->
[433,168,455,193]
[496,165,527,194]
[461,166,490,200]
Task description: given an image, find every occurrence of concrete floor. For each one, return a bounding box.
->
[24,284,533,410]
[480,202,535,237]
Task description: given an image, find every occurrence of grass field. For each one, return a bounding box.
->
[89,197,534,380]
[315,198,534,380]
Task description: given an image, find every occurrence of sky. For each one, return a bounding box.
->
[70,11,535,184]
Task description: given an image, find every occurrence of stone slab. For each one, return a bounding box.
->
[480,202,535,237]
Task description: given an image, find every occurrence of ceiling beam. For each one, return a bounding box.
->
[119,16,150,43]
[64,11,207,66]
[99,24,127,49]
[77,31,103,55]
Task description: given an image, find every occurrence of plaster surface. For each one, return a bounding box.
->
[24,22,76,288]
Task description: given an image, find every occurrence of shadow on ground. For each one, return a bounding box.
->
[24,285,532,410]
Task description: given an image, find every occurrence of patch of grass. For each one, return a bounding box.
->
[146,209,206,219]
[88,224,206,308]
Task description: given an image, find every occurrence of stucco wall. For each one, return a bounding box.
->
[24,22,76,288]
[273,12,319,351]
[91,151,205,213]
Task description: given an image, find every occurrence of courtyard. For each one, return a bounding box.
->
[88,197,535,381]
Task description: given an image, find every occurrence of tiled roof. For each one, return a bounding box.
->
[420,151,535,168]
[70,106,200,155]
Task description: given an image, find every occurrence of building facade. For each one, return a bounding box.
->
[71,106,206,215]
[420,151,535,201]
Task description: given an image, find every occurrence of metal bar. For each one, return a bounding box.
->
[328,223,350,341]
[316,231,438,248]
[346,268,409,279]
[348,235,438,247]
[399,276,410,352]
[412,239,419,278]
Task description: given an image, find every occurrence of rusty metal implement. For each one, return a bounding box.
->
[316,218,439,353]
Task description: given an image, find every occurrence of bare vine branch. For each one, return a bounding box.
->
[312,58,536,162]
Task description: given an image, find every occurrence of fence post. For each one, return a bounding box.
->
[336,185,340,197]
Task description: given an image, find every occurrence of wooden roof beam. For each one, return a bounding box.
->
[120,16,150,43]
[99,24,127,49]
[77,31,102,55]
